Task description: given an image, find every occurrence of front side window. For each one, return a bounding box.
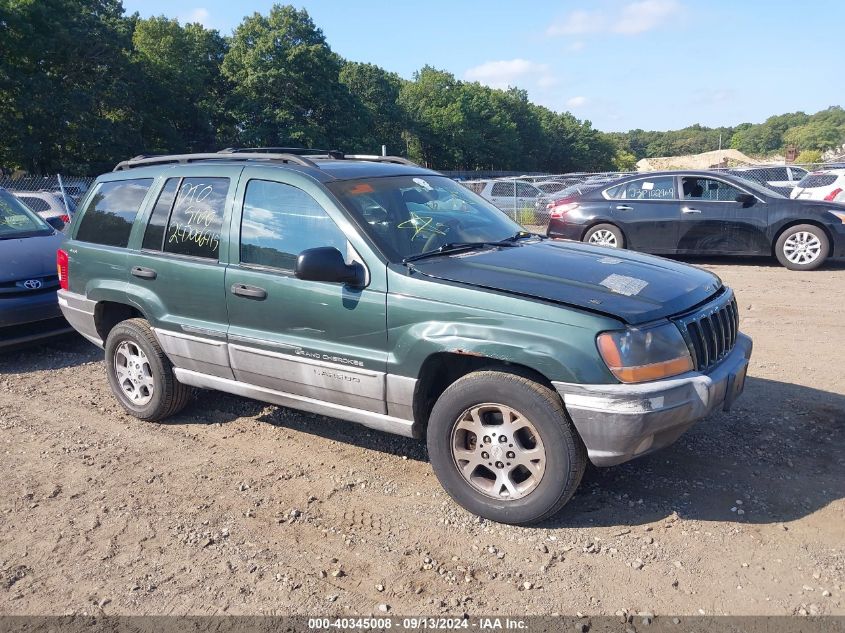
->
[240,180,347,270]
[162,177,229,259]
[621,177,676,200]
[75,179,154,247]
[327,175,523,262]
[682,177,743,202]
[516,182,539,197]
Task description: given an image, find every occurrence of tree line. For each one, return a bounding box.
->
[1,1,842,176]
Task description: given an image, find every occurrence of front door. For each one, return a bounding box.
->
[676,176,769,254]
[224,171,388,413]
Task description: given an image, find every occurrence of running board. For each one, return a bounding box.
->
[173,368,416,438]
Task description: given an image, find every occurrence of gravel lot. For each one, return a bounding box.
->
[0,258,842,618]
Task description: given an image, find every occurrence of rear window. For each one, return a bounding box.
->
[75,179,153,247]
[797,174,837,188]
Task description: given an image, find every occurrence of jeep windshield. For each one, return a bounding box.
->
[0,189,53,239]
[327,175,527,262]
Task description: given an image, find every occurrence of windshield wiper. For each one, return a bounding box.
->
[403,240,517,264]
[493,230,543,244]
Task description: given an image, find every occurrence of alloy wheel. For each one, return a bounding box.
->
[783,231,821,265]
[113,340,155,406]
[450,403,546,500]
[588,229,618,247]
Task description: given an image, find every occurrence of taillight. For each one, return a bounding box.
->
[58,214,71,224]
[824,188,842,201]
[549,201,579,219]
[57,249,69,290]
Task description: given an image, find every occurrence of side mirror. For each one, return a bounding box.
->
[735,193,756,207]
[295,247,365,287]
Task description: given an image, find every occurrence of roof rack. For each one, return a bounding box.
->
[219,147,345,159]
[113,151,318,171]
[342,154,419,167]
[113,148,420,171]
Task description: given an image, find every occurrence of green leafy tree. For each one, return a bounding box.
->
[0,0,137,173]
[795,149,822,164]
[339,61,406,155]
[221,5,363,149]
[131,16,228,154]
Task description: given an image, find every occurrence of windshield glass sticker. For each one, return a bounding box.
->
[413,177,433,191]
[600,273,649,296]
[641,181,654,190]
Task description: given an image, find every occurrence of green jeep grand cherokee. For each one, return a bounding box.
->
[57,150,752,525]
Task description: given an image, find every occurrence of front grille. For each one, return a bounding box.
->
[673,290,739,372]
[0,275,59,299]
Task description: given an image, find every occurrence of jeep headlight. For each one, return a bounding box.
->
[597,322,693,383]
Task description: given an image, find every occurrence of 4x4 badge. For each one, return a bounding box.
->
[23,279,42,290]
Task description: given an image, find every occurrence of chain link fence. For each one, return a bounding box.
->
[1,162,839,232]
[0,174,96,218]
[460,164,829,230]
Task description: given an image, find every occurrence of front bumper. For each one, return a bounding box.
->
[553,333,752,466]
[0,290,73,348]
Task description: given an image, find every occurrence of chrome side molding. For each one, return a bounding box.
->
[173,368,415,438]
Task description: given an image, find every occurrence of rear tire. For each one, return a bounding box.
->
[427,371,586,525]
[775,224,829,270]
[104,318,192,421]
[583,223,624,249]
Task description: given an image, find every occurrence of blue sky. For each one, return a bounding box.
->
[122,0,842,132]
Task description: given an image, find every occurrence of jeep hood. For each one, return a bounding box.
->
[409,240,722,324]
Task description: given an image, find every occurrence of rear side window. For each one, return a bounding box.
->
[491,182,514,197]
[19,197,50,212]
[240,179,347,270]
[75,179,153,247]
[621,177,676,200]
[797,174,837,188]
[162,178,229,259]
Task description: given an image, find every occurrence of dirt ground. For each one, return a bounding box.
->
[0,257,843,618]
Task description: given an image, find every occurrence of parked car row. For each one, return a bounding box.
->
[545,169,845,270]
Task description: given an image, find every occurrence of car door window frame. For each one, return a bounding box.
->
[228,169,376,288]
[129,167,239,264]
[680,176,764,204]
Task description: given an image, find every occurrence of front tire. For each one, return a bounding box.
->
[583,223,624,249]
[104,318,192,421]
[775,224,829,270]
[427,371,586,525]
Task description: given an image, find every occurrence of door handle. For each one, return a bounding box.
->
[131,266,157,280]
[231,283,267,300]
[682,207,702,214]
[615,205,633,211]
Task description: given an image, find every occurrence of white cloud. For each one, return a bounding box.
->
[614,0,681,34]
[546,0,680,37]
[179,7,211,26]
[463,59,556,91]
[565,96,588,108]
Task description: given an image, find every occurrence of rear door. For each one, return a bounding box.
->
[676,176,769,254]
[126,166,239,379]
[224,167,388,413]
[609,175,680,253]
